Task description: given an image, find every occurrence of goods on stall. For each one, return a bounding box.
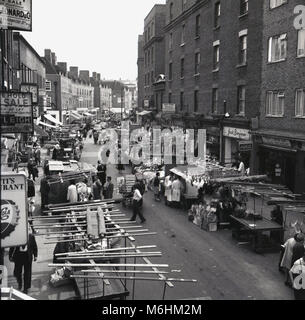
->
[50,267,73,288]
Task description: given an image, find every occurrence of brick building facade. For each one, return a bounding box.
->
[252,0,305,193]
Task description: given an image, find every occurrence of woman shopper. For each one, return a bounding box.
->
[289,251,305,300]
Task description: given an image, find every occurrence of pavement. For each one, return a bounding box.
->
[2,136,294,300]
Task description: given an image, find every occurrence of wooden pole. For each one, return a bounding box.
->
[80,269,169,275]
[49,263,169,268]
[57,253,162,260]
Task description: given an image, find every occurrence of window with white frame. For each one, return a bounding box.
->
[295,89,305,117]
[239,33,247,64]
[212,88,218,114]
[214,2,221,28]
[237,86,246,115]
[195,52,200,74]
[297,29,305,57]
[181,24,186,45]
[266,91,285,116]
[213,41,220,70]
[169,33,173,51]
[270,0,287,9]
[45,80,52,91]
[240,0,248,15]
[268,33,287,62]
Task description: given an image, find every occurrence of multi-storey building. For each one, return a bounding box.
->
[252,0,305,193]
[141,4,167,112]
[137,35,145,110]
[161,0,264,165]
[91,73,113,112]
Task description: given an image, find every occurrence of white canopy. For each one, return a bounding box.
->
[44,114,63,126]
[37,121,57,129]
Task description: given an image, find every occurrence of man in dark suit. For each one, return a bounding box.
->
[9,233,38,294]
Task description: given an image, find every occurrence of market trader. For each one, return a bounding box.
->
[9,228,38,294]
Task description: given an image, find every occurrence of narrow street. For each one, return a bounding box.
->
[81,138,294,300]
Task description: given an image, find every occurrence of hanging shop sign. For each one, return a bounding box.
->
[144,100,150,108]
[20,83,38,104]
[0,92,34,133]
[0,0,32,31]
[162,103,176,113]
[1,173,28,248]
[239,141,253,152]
[223,127,250,141]
[262,137,292,149]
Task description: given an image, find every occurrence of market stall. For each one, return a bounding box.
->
[30,201,197,300]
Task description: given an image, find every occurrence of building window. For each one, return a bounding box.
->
[180,91,184,111]
[151,71,154,84]
[239,34,247,64]
[151,22,154,37]
[169,62,173,80]
[151,46,154,64]
[240,0,248,15]
[237,86,246,115]
[266,91,285,116]
[148,50,151,66]
[268,33,287,62]
[182,0,187,12]
[144,51,147,67]
[212,88,218,114]
[297,29,305,57]
[270,0,287,9]
[194,90,199,112]
[213,43,220,70]
[180,58,185,78]
[45,80,52,91]
[169,33,173,51]
[181,24,186,45]
[214,2,221,28]
[170,2,174,22]
[195,14,200,38]
[295,89,305,117]
[168,92,172,103]
[145,30,148,44]
[148,27,151,40]
[195,52,200,75]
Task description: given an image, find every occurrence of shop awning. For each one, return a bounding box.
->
[44,114,63,126]
[70,111,82,120]
[34,124,49,137]
[83,112,93,117]
[137,111,152,116]
[37,121,57,129]
[252,129,305,142]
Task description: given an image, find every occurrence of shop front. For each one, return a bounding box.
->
[223,126,252,168]
[252,131,305,193]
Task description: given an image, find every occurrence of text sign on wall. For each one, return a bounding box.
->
[0,0,32,31]
[223,127,250,141]
[0,92,34,133]
[1,173,28,248]
[20,84,39,118]
[162,103,176,113]
[239,141,253,152]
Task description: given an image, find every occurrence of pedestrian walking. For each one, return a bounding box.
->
[164,174,173,206]
[9,231,38,294]
[34,146,41,166]
[92,177,103,200]
[153,172,161,201]
[97,161,107,186]
[40,174,50,210]
[27,158,38,181]
[103,176,114,199]
[172,176,183,207]
[130,185,146,223]
[67,180,78,204]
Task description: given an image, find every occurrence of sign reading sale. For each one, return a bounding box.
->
[0,92,34,133]
[1,173,28,248]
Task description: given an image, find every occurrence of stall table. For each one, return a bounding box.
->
[230,215,284,253]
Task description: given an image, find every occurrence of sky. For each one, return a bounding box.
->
[22,0,166,81]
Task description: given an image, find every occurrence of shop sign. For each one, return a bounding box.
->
[223,127,250,141]
[162,103,176,113]
[1,173,28,248]
[0,0,32,31]
[0,92,34,133]
[262,137,292,149]
[239,141,253,152]
[20,83,38,104]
